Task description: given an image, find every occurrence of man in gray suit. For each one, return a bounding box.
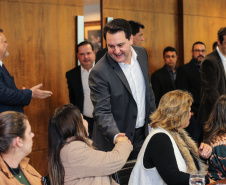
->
[89,19,156,160]
[198,27,226,126]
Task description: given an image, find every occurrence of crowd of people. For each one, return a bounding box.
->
[0,18,226,185]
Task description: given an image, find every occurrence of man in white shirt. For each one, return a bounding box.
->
[0,29,52,113]
[66,41,95,138]
[198,27,226,126]
[89,19,156,160]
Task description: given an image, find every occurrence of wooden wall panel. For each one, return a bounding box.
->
[102,0,179,74]
[183,15,225,63]
[0,0,83,176]
[183,0,226,63]
[8,0,82,6]
[103,0,178,13]
[183,0,226,17]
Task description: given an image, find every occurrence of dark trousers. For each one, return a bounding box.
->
[83,115,94,139]
[128,126,145,160]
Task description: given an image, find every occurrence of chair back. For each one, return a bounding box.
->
[42,176,51,185]
[113,159,136,185]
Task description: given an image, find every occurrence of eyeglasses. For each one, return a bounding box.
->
[193,49,206,53]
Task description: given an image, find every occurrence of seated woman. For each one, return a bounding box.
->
[129,90,212,185]
[203,95,226,181]
[0,111,42,184]
[48,104,132,185]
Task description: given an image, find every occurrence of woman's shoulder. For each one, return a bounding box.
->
[211,135,226,148]
[61,140,93,156]
[149,127,171,138]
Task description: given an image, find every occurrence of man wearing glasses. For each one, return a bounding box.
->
[198,27,226,127]
[176,41,206,143]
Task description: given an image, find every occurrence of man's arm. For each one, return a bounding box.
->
[89,68,120,143]
[151,73,161,107]
[66,72,76,105]
[201,59,220,107]
[143,47,156,114]
[0,74,32,105]
[175,66,189,90]
[176,66,197,115]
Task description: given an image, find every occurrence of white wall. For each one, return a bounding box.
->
[84,4,100,22]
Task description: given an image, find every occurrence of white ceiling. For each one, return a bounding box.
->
[84,0,100,5]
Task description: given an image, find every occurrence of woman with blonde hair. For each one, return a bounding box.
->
[48,104,132,185]
[203,95,226,181]
[0,111,42,185]
[129,90,212,185]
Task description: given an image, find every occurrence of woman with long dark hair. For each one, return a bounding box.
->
[203,95,226,181]
[48,104,132,185]
[0,111,42,184]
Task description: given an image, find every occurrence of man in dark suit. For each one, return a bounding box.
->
[66,41,95,138]
[151,46,178,107]
[95,20,145,63]
[199,27,226,126]
[176,41,206,142]
[0,29,52,113]
[89,19,156,160]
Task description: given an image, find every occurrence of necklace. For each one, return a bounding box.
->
[1,155,22,178]
[8,165,22,178]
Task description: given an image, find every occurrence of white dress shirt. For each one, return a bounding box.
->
[118,47,146,128]
[217,46,226,74]
[0,61,3,67]
[81,64,94,118]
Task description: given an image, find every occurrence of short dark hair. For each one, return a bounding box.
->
[104,18,132,40]
[163,46,177,57]
[218,27,226,44]
[212,41,218,51]
[128,21,144,36]
[0,28,3,33]
[192,41,206,50]
[0,111,27,153]
[76,41,94,53]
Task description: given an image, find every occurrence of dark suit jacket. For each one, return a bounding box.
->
[151,65,176,107]
[95,48,108,63]
[65,66,84,113]
[89,46,156,151]
[0,66,32,113]
[198,50,226,125]
[176,59,201,116]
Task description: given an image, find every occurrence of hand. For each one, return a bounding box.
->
[114,133,131,144]
[209,178,215,183]
[30,84,53,99]
[198,143,212,159]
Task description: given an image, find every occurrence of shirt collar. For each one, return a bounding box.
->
[191,58,200,68]
[131,46,137,65]
[217,46,226,62]
[118,46,137,67]
[0,61,3,67]
[166,65,177,73]
[80,62,95,73]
